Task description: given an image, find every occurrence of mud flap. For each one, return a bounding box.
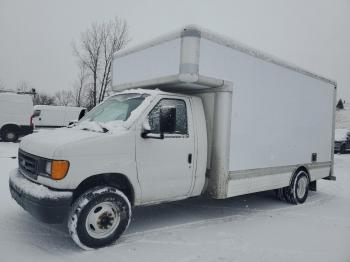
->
[309,181,317,191]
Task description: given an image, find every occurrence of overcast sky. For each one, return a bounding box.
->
[0,0,349,100]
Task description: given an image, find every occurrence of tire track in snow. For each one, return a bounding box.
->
[117,191,336,246]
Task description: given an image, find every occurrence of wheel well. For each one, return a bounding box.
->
[1,124,20,133]
[292,166,310,182]
[73,173,135,205]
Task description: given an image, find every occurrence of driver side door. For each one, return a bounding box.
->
[136,97,195,203]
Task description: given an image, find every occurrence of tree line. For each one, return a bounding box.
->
[1,16,129,110]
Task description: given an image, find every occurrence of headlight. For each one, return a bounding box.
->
[51,160,70,180]
[45,161,52,174]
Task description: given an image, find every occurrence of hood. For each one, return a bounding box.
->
[20,128,104,158]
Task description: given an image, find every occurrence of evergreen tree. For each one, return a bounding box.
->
[336,99,344,110]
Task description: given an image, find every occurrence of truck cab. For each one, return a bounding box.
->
[10,89,207,249]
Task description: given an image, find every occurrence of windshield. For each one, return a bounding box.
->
[75,93,149,132]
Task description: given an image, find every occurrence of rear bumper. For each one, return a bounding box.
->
[19,125,33,136]
[9,169,73,224]
[334,142,341,152]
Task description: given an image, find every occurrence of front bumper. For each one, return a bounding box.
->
[9,169,73,224]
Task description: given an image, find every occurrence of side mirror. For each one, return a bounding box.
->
[68,120,78,126]
[142,119,151,132]
[141,119,164,139]
[78,109,86,120]
[160,106,176,134]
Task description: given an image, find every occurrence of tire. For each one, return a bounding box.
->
[275,188,286,201]
[68,186,131,250]
[0,126,19,142]
[284,170,310,205]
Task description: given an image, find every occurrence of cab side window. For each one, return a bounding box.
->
[148,99,188,135]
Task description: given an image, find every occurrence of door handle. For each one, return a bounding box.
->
[188,153,192,164]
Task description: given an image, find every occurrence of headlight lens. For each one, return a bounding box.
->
[51,160,70,180]
[45,161,52,174]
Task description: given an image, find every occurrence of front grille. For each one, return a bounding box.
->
[18,150,39,179]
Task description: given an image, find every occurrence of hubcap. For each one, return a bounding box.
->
[85,202,120,239]
[6,132,15,140]
[296,176,308,198]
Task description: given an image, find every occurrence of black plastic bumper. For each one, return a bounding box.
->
[9,169,73,224]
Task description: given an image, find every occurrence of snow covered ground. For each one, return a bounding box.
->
[0,112,350,261]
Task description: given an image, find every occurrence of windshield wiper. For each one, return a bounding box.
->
[75,120,109,133]
[96,122,109,133]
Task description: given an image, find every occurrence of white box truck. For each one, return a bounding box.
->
[32,105,87,128]
[9,26,336,249]
[0,92,34,142]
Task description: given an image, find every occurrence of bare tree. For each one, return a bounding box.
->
[16,81,32,93]
[73,17,129,107]
[85,83,96,110]
[73,23,102,107]
[33,93,56,105]
[98,18,129,102]
[54,90,74,106]
[73,62,89,107]
[10,80,55,105]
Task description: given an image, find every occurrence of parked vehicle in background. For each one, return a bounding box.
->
[32,105,87,128]
[9,25,336,249]
[0,92,33,142]
[334,129,350,153]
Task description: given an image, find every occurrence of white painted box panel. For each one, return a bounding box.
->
[112,39,181,87]
[111,26,335,195]
[199,39,334,171]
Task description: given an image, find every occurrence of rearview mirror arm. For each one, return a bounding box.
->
[141,130,164,139]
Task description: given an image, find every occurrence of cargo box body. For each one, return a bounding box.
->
[112,26,336,199]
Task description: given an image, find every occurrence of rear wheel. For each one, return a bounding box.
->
[275,170,310,205]
[284,170,310,204]
[0,126,19,142]
[68,186,131,250]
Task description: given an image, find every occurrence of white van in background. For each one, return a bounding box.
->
[32,105,87,128]
[0,92,34,142]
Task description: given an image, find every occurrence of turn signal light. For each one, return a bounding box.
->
[51,160,69,180]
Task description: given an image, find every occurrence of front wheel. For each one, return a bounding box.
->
[68,186,131,250]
